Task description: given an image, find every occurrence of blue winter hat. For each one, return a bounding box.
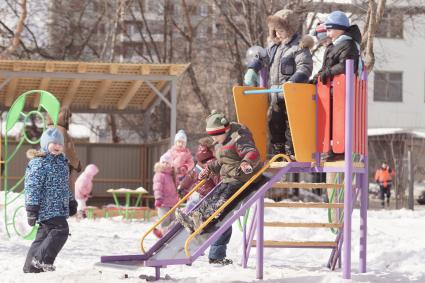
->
[174,129,187,145]
[40,128,64,152]
[325,11,350,31]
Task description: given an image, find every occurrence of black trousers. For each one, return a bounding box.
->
[379,185,391,204]
[23,216,69,272]
[269,97,293,152]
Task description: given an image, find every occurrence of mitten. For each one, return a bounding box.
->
[155,199,163,208]
[177,186,185,198]
[198,167,210,180]
[319,68,332,83]
[244,69,258,86]
[240,162,253,174]
[26,205,39,227]
[69,199,78,216]
[309,76,318,85]
[179,166,188,175]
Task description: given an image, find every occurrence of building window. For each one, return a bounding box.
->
[374,71,403,102]
[199,5,208,17]
[376,11,403,39]
[197,24,208,38]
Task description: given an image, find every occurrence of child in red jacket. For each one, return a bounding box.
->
[178,137,221,211]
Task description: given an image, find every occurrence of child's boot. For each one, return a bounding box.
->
[153,228,163,239]
[175,209,194,233]
[209,258,233,265]
[192,211,204,230]
[31,258,56,272]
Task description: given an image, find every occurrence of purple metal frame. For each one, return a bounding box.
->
[241,60,368,280]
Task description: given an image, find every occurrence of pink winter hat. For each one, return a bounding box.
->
[160,152,173,164]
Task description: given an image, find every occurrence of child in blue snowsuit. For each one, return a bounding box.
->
[23,128,77,273]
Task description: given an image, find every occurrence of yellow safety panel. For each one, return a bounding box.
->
[283,83,316,162]
[233,86,269,161]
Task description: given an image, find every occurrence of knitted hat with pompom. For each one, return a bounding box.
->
[205,110,230,136]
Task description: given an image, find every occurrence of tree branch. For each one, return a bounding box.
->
[0,0,27,59]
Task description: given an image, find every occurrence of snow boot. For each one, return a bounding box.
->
[153,228,163,239]
[175,209,194,233]
[192,211,204,231]
[31,258,56,272]
[209,258,233,265]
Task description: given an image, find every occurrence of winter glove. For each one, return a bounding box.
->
[155,199,163,208]
[309,76,318,85]
[198,167,210,180]
[177,186,186,199]
[244,69,258,86]
[178,165,188,175]
[240,161,253,174]
[26,205,40,227]
[69,199,78,216]
[319,68,332,83]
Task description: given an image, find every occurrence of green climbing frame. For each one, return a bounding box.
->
[3,90,60,239]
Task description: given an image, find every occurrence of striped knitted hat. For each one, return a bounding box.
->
[205,110,230,136]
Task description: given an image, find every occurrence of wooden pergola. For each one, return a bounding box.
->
[0,60,189,139]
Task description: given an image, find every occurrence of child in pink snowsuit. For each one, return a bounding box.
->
[153,152,179,236]
[166,129,194,186]
[75,164,99,217]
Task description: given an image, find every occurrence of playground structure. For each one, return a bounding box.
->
[100,60,368,281]
[0,60,189,239]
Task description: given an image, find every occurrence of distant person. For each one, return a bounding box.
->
[74,164,99,218]
[47,107,82,192]
[166,129,195,186]
[23,128,77,273]
[375,161,395,208]
[152,152,179,238]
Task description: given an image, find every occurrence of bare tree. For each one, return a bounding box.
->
[0,0,27,59]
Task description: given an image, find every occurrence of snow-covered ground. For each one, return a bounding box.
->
[1,192,425,283]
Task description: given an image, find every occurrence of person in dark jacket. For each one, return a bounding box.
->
[23,128,77,273]
[244,9,314,160]
[315,11,362,84]
[312,11,362,161]
[175,110,265,235]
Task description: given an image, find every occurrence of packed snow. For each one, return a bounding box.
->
[1,192,425,283]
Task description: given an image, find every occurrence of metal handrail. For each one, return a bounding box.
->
[184,153,291,257]
[140,178,206,253]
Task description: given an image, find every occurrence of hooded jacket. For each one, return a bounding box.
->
[24,149,72,222]
[207,123,262,183]
[248,33,313,85]
[152,162,179,207]
[75,164,99,201]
